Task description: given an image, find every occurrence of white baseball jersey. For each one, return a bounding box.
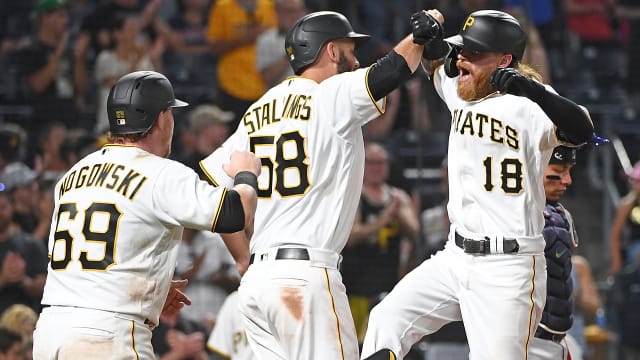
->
[201,68,383,360]
[433,66,560,237]
[207,291,255,360]
[40,145,228,324]
[200,68,385,254]
[362,65,562,360]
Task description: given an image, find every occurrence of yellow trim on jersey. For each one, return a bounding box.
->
[199,160,220,187]
[364,66,386,115]
[130,320,140,360]
[524,255,537,360]
[101,144,139,149]
[206,345,231,359]
[324,268,345,360]
[210,187,227,231]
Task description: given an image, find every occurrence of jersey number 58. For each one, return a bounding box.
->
[250,131,311,198]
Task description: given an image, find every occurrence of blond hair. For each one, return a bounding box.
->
[0,304,38,339]
[515,62,543,82]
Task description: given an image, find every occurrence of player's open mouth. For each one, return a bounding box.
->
[459,68,471,81]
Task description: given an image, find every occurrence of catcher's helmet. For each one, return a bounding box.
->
[444,10,526,60]
[549,146,577,166]
[285,11,370,75]
[107,71,188,135]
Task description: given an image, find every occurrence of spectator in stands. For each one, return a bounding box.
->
[152,293,210,360]
[164,0,211,55]
[256,0,307,88]
[93,13,161,136]
[0,124,27,172]
[563,0,618,47]
[342,142,419,343]
[158,0,213,86]
[0,304,37,359]
[14,0,78,133]
[609,161,640,274]
[180,104,234,179]
[73,0,162,109]
[567,254,602,356]
[206,0,277,130]
[0,190,48,316]
[0,163,52,243]
[0,2,34,54]
[33,122,68,177]
[0,327,24,360]
[609,250,640,359]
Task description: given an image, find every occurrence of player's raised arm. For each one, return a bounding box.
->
[490,68,594,145]
[366,9,444,101]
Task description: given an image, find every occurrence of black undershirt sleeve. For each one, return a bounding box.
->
[367,50,413,101]
[213,190,245,233]
[529,87,594,145]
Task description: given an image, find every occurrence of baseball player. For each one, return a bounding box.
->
[207,291,256,360]
[361,10,594,360]
[32,71,261,360]
[529,146,600,360]
[199,9,444,360]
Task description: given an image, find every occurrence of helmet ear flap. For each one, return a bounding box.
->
[444,46,460,78]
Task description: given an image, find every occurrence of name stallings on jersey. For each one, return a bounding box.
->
[57,162,148,200]
[452,108,520,151]
[242,93,311,135]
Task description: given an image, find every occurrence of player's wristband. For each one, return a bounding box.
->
[234,171,258,193]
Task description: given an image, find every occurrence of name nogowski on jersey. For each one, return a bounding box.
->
[41,145,228,324]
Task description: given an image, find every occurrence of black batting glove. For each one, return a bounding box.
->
[490,68,545,98]
[423,40,450,60]
[410,10,443,45]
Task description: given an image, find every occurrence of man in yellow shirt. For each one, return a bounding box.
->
[207,0,277,130]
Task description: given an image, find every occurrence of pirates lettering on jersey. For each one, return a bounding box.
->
[243,94,312,135]
[452,109,520,151]
[58,163,148,200]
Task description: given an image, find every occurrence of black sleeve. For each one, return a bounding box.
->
[213,190,245,233]
[529,88,594,145]
[367,50,413,101]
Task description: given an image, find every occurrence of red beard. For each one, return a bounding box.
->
[457,63,496,101]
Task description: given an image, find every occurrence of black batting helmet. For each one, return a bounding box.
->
[107,71,188,135]
[444,10,526,61]
[285,11,370,75]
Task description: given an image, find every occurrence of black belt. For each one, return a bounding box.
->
[454,231,519,254]
[249,248,310,264]
[535,327,566,344]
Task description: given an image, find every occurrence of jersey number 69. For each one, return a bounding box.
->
[50,202,121,271]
